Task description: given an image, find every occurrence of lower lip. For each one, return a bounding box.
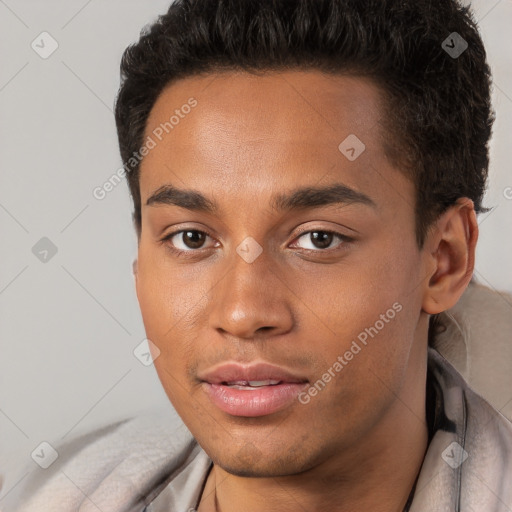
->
[202,382,308,417]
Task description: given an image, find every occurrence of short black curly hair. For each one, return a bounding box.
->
[114,0,493,248]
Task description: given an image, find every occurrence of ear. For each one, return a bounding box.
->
[132,258,138,281]
[422,197,478,315]
[132,258,141,305]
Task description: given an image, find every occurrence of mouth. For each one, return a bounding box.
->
[220,379,284,389]
[198,362,309,417]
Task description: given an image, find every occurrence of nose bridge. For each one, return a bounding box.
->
[209,245,293,339]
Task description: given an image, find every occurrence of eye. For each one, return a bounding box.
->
[291,230,352,251]
[162,229,217,252]
[160,228,352,256]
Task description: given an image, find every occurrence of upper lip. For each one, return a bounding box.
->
[198,362,309,384]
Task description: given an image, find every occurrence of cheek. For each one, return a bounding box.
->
[135,246,228,402]
[136,261,199,410]
[295,240,421,399]
[135,253,197,380]
[136,244,207,336]
[297,237,418,341]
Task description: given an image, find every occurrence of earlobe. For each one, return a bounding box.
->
[132,259,138,278]
[422,198,478,315]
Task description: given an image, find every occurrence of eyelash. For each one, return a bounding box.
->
[159,228,353,257]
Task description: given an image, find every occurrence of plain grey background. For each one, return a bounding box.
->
[1,0,511,502]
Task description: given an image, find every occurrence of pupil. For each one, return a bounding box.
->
[311,231,332,249]
[184,231,205,248]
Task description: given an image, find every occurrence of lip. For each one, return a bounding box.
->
[198,362,309,417]
[198,362,309,385]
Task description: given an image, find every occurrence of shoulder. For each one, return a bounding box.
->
[1,408,195,512]
[428,348,512,508]
[432,280,512,420]
[460,375,512,508]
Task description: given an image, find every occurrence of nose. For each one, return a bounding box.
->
[208,245,294,340]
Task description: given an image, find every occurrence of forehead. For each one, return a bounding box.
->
[139,70,410,216]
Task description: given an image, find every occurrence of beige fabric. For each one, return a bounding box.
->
[432,279,512,421]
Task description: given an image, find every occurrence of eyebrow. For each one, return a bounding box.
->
[145,183,377,213]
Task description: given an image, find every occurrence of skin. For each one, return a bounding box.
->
[133,70,478,512]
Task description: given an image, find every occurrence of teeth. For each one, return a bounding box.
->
[224,379,281,388]
[248,380,281,386]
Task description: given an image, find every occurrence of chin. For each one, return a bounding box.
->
[207,445,315,478]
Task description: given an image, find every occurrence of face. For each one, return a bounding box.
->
[135,70,429,477]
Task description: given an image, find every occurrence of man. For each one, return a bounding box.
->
[4,0,512,510]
